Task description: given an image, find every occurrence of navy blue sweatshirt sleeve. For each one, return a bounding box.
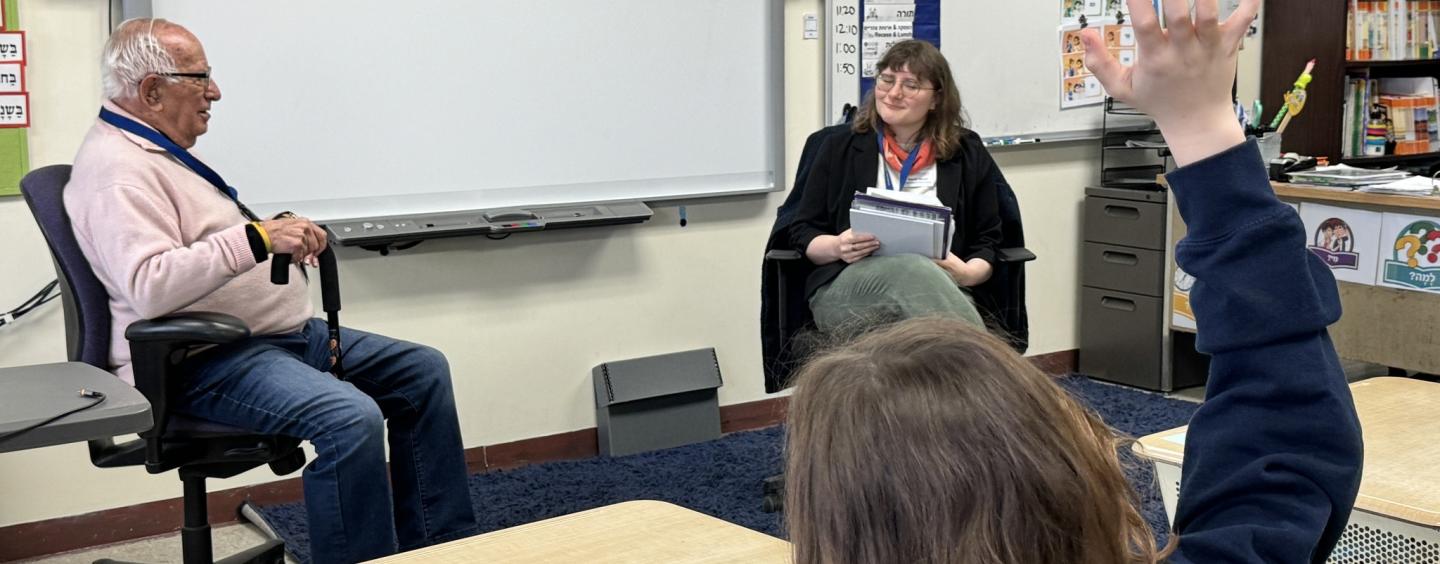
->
[1164,139,1364,564]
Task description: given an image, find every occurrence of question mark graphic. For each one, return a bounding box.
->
[1396,235,1423,268]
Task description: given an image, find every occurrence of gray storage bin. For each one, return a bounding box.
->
[1082,242,1166,298]
[1079,287,1163,389]
[593,348,723,457]
[1083,195,1167,250]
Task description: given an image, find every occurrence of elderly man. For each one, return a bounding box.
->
[65,19,478,563]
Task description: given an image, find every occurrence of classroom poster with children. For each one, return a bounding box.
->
[1172,267,1197,331]
[1300,203,1381,286]
[1377,211,1440,293]
[1103,23,1136,68]
[1058,25,1104,109]
[1061,0,1102,21]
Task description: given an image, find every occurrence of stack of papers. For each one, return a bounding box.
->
[1287,164,1412,188]
[1358,175,1439,195]
[849,190,953,260]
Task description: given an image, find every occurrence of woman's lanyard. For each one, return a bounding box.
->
[876,129,923,191]
[98,107,260,222]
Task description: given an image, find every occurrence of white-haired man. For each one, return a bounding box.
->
[64,19,477,563]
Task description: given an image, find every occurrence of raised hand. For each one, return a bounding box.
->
[1081,0,1259,166]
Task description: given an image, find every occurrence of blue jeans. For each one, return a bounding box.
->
[177,319,478,563]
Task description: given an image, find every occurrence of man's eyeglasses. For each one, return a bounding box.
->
[157,67,212,89]
[875,73,934,98]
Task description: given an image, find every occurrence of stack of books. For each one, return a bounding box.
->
[1287,164,1414,188]
[1343,77,1440,158]
[1347,0,1440,61]
[849,192,954,260]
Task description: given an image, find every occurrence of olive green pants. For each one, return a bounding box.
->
[809,255,984,335]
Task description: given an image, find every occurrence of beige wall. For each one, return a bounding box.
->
[0,0,1262,527]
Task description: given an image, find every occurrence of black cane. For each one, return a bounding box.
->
[270,247,344,378]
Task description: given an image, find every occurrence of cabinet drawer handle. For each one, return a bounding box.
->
[1100,296,1137,312]
[1102,250,1139,266]
[1103,205,1141,219]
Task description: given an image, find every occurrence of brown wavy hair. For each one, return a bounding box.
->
[784,317,1174,564]
[852,39,969,160]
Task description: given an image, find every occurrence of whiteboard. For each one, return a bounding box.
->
[939,4,1151,142]
[824,0,1152,142]
[140,0,783,222]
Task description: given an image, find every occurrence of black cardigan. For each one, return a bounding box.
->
[784,128,1005,297]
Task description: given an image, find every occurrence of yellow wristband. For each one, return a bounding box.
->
[251,222,273,253]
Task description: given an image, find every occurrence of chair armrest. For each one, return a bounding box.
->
[766,249,802,261]
[125,312,250,344]
[125,313,251,466]
[996,247,1036,264]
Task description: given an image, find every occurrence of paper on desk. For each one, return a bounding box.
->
[1124,139,1168,149]
[1287,167,1410,189]
[1358,175,1438,195]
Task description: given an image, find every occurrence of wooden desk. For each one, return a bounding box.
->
[1270,181,1440,212]
[1135,378,1440,559]
[368,500,790,563]
[1270,182,1440,375]
[1160,177,1440,374]
[1137,377,1440,528]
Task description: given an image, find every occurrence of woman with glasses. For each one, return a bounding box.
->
[783,39,1007,335]
[784,1,1364,561]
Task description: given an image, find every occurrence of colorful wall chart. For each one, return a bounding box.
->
[0,0,29,197]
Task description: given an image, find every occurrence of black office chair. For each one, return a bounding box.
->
[22,165,304,564]
[758,126,1036,511]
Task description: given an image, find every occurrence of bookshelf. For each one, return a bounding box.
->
[1262,0,1440,169]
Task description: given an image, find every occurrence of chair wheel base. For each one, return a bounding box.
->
[762,493,784,513]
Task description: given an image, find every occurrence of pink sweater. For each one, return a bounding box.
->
[64,103,312,385]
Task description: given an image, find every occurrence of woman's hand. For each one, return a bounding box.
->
[1081,0,1257,166]
[836,229,879,263]
[807,229,879,265]
[935,253,992,287]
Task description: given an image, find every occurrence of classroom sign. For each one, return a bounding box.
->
[1172,267,1196,331]
[0,62,22,94]
[0,92,26,128]
[1299,203,1381,286]
[0,31,23,64]
[1377,211,1440,293]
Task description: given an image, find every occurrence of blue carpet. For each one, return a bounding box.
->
[252,376,1199,562]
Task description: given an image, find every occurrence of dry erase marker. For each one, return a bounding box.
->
[679,206,687,227]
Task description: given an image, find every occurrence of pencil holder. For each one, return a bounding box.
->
[1257,132,1284,163]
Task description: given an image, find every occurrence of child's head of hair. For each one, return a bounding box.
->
[783,317,1170,564]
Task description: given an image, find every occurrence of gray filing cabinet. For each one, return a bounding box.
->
[1080,187,1208,392]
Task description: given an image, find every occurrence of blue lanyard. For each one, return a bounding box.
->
[98,107,258,221]
[876,128,923,191]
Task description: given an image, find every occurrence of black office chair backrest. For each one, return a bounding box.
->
[20,165,113,370]
[762,125,1032,392]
